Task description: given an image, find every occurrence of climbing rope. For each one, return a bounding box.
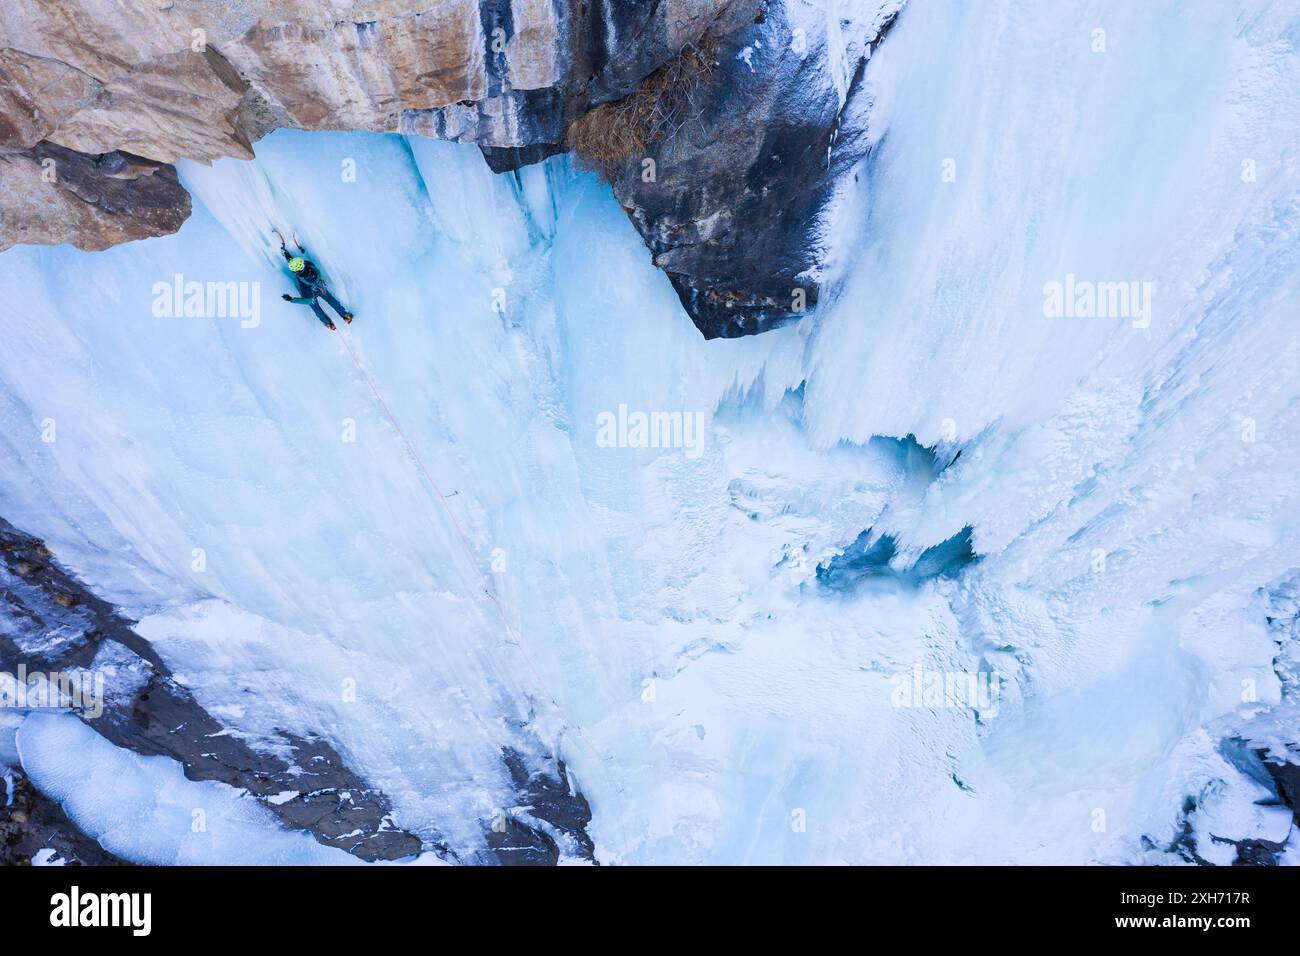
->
[337,331,493,599]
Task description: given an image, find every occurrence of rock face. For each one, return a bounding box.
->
[586,2,901,337]
[0,141,191,250]
[0,0,900,337]
[0,0,727,163]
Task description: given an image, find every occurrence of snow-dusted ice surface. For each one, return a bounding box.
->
[1,0,1299,863]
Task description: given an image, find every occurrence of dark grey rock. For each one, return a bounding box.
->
[593,2,902,338]
[0,765,130,866]
[484,746,597,865]
[1259,750,1300,827]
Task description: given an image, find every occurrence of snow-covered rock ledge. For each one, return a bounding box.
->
[0,515,423,861]
[0,515,599,864]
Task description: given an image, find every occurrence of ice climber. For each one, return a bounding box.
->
[277,234,353,331]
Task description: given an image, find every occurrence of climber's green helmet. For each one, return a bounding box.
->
[288,256,306,273]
